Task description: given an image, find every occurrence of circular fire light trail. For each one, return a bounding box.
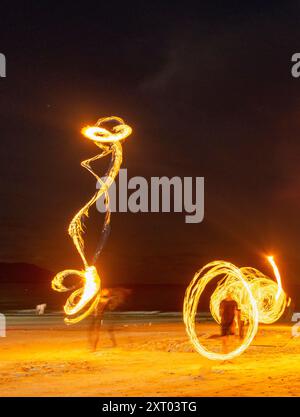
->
[183,257,287,360]
[52,116,132,324]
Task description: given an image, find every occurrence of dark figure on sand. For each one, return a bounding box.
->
[88,287,130,352]
[88,288,113,352]
[219,291,241,354]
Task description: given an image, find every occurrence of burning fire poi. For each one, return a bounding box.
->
[52,116,132,324]
[183,256,287,360]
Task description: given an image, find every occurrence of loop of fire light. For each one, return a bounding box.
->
[183,257,287,360]
[52,116,132,324]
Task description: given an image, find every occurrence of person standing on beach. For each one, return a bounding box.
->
[219,291,240,354]
[88,287,131,351]
[88,288,113,352]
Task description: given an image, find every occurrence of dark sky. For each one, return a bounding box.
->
[1,1,300,288]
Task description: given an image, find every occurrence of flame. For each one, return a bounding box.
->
[267,255,282,300]
[184,256,287,361]
[52,116,132,324]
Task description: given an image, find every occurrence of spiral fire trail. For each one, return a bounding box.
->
[52,116,132,324]
[184,256,287,360]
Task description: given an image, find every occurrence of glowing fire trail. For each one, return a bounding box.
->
[52,116,132,324]
[184,256,287,360]
[267,255,283,300]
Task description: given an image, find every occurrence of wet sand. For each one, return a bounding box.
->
[0,315,299,396]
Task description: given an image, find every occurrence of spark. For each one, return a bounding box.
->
[184,256,287,360]
[52,116,132,324]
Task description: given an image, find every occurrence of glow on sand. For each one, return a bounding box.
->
[183,256,287,361]
[52,116,132,324]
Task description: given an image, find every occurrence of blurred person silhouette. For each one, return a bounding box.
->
[219,290,240,354]
[88,287,130,351]
[284,296,295,322]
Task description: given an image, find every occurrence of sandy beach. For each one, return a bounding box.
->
[0,314,299,397]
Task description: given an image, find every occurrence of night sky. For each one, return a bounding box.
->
[1,2,300,289]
